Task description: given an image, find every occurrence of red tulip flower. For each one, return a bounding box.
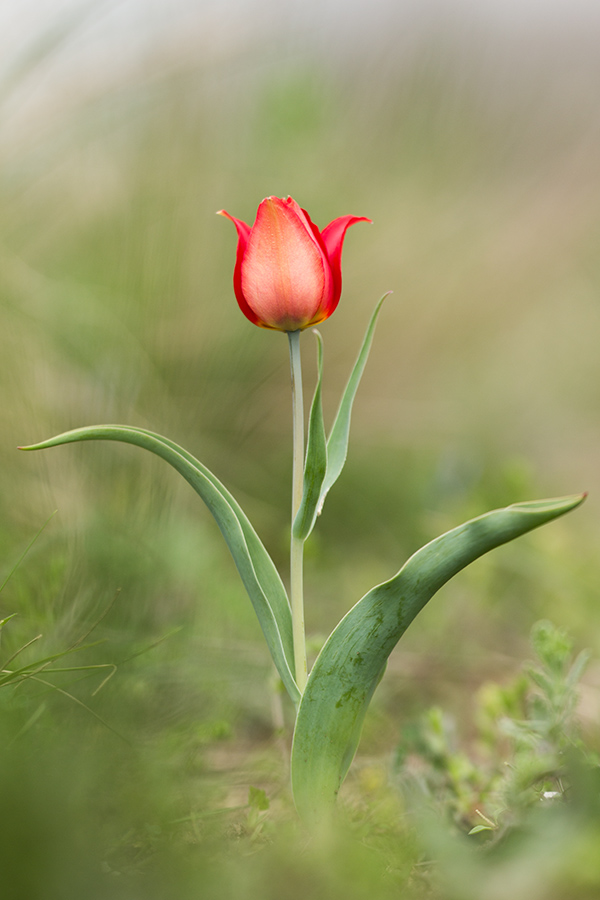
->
[218,196,371,331]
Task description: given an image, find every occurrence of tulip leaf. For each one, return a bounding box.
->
[291,493,586,821]
[317,293,389,517]
[20,426,300,706]
[293,331,327,542]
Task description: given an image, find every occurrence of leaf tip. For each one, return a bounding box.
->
[18,438,54,451]
[372,291,392,318]
[508,492,587,516]
[311,328,324,353]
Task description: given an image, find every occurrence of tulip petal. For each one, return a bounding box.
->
[221,198,369,331]
[217,210,262,327]
[241,197,332,331]
[321,215,372,312]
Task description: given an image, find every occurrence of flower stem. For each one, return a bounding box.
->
[288,330,307,693]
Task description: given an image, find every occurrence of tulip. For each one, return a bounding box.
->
[218,196,371,331]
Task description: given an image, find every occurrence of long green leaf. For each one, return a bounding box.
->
[293,331,327,541]
[20,426,300,705]
[291,494,585,821]
[317,293,389,517]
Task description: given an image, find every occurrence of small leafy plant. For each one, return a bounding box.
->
[20,195,585,821]
[394,620,592,841]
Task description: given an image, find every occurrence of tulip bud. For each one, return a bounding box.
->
[219,196,370,331]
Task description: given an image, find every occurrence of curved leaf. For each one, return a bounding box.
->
[20,426,300,706]
[317,292,389,516]
[291,494,586,820]
[293,331,327,541]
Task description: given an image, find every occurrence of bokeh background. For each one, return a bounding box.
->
[1,1,600,895]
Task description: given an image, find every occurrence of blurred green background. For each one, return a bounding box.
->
[1,1,600,896]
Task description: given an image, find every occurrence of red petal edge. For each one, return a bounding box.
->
[217,210,263,327]
[320,215,372,314]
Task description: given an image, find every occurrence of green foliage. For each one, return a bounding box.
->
[294,294,388,541]
[317,293,388,517]
[23,428,585,822]
[394,620,594,844]
[291,497,584,821]
[292,331,326,541]
[21,426,300,706]
[0,527,598,899]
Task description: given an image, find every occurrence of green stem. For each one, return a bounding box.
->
[288,330,307,693]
